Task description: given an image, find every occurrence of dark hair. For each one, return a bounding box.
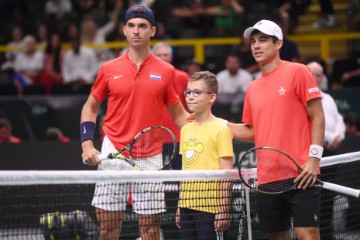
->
[45,33,62,73]
[251,30,279,43]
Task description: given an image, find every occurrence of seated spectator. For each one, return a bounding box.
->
[41,32,65,93]
[0,117,21,143]
[36,23,48,47]
[1,25,24,76]
[13,35,45,95]
[216,52,252,104]
[307,61,345,154]
[205,0,246,36]
[61,36,98,93]
[44,127,70,142]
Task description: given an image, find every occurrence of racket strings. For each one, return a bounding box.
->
[131,128,176,170]
[241,148,299,193]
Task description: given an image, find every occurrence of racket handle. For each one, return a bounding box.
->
[98,154,109,161]
[322,181,360,198]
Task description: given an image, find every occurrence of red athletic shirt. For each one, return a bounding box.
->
[162,68,189,142]
[242,61,322,184]
[91,52,179,151]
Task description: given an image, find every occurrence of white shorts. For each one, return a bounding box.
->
[92,136,166,214]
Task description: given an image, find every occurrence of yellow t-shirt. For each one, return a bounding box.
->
[179,118,233,213]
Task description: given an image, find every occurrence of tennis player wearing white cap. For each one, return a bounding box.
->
[227,19,325,240]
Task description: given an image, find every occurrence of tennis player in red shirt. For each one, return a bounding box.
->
[227,20,325,240]
[80,5,189,240]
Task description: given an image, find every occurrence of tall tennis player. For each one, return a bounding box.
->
[80,5,189,240]
[227,20,325,240]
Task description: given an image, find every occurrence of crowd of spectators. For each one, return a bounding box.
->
[0,1,358,95]
[0,0,317,95]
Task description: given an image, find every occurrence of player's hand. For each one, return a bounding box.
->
[185,112,195,122]
[294,157,319,189]
[214,212,231,231]
[81,140,101,166]
[175,208,181,229]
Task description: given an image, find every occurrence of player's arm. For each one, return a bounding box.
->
[215,156,233,231]
[166,102,190,128]
[296,98,325,189]
[227,122,254,142]
[80,94,102,166]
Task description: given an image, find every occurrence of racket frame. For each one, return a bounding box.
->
[105,126,177,171]
[238,146,360,198]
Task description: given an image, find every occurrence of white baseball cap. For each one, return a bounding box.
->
[243,20,283,40]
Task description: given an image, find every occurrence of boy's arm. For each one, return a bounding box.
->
[215,156,233,231]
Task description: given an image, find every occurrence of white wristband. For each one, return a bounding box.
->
[309,144,324,160]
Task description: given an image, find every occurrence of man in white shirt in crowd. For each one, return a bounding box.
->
[62,36,98,93]
[307,61,346,240]
[13,35,44,94]
[307,61,345,154]
[216,52,252,121]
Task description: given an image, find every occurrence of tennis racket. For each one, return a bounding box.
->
[238,146,360,198]
[99,126,177,171]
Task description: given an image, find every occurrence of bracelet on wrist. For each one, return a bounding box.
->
[80,121,96,142]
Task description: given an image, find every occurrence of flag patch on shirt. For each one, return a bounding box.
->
[308,87,320,93]
[150,74,161,80]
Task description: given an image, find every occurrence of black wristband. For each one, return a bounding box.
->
[80,121,96,142]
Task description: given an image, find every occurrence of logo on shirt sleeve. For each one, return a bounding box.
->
[308,87,320,93]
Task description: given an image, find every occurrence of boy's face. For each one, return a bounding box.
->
[185,80,215,113]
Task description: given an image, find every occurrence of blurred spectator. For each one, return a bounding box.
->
[153,42,189,170]
[216,52,252,104]
[61,36,98,93]
[44,0,73,19]
[41,32,65,93]
[216,52,252,121]
[44,127,70,142]
[13,35,45,95]
[304,56,329,90]
[271,13,300,62]
[80,0,123,66]
[343,112,360,136]
[44,0,73,36]
[205,0,246,36]
[36,23,48,47]
[172,0,215,38]
[313,0,337,29]
[307,61,345,153]
[233,36,259,78]
[186,60,204,76]
[64,22,80,42]
[0,117,21,143]
[307,61,345,240]
[4,25,24,64]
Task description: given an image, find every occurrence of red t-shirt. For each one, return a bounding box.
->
[242,61,322,184]
[162,68,189,142]
[91,53,179,151]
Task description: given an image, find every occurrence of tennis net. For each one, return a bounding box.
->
[0,152,359,240]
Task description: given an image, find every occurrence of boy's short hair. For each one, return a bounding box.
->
[189,71,218,94]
